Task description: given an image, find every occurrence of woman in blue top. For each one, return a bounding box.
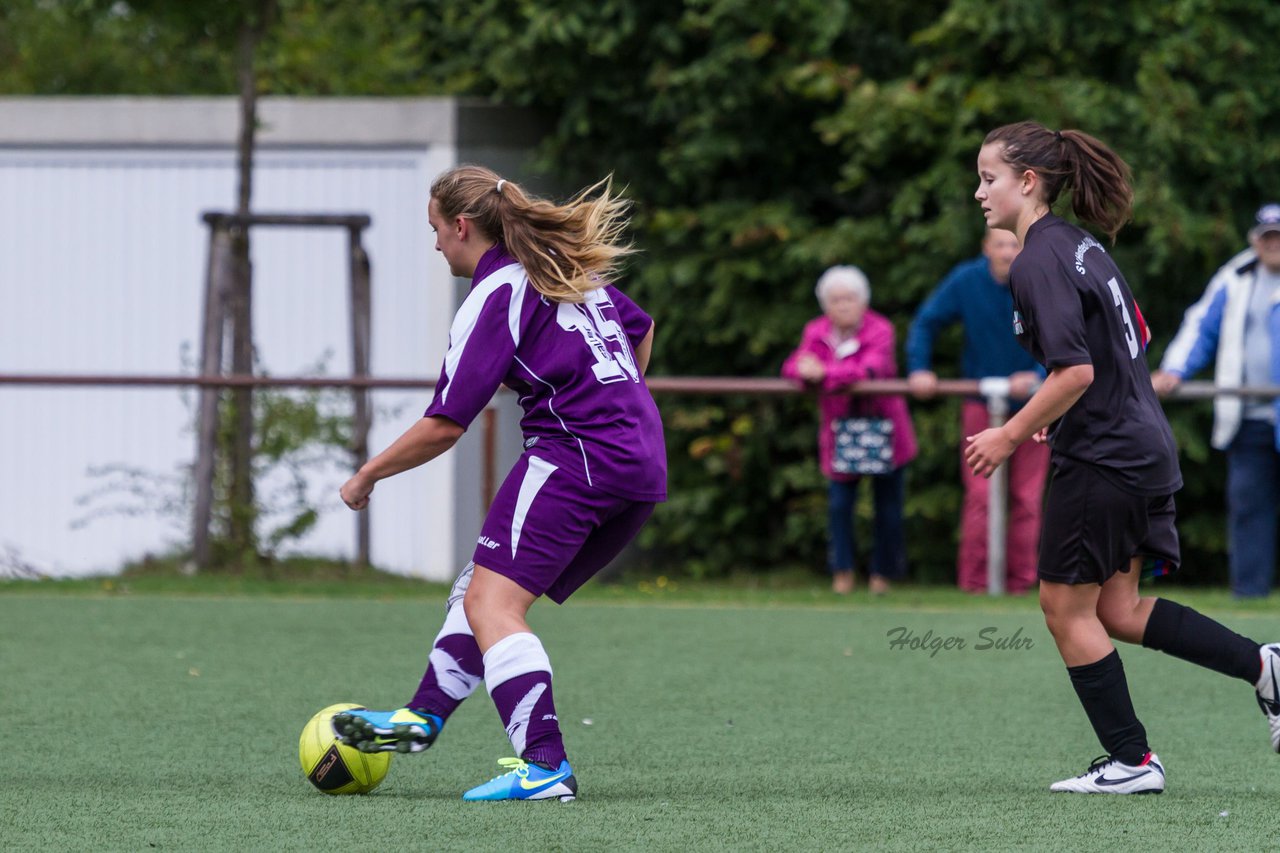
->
[965,120,1279,794]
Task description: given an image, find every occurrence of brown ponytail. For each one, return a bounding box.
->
[430,165,635,302]
[984,121,1134,241]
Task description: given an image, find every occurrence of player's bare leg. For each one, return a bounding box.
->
[1041,570,1162,794]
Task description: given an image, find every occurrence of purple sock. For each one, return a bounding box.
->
[406,603,483,721]
[484,632,566,768]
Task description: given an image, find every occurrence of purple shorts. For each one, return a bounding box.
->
[472,453,656,603]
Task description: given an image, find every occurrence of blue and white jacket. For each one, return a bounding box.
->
[1159,248,1280,450]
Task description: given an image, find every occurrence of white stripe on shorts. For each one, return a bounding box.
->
[511,455,557,559]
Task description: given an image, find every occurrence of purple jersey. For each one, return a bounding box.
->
[425,244,667,502]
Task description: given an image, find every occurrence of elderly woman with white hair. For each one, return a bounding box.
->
[782,265,918,594]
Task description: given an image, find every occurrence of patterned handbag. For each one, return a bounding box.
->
[831,416,895,475]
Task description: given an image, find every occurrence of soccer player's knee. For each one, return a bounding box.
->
[1038,593,1084,638]
[1096,602,1140,640]
[461,578,504,632]
[1041,613,1072,641]
[461,583,485,626]
[1039,603,1071,638]
[1038,589,1062,621]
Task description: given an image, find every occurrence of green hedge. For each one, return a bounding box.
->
[9,0,1276,581]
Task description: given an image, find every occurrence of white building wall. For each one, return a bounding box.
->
[0,98,538,579]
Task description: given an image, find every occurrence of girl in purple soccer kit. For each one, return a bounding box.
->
[966,120,1280,794]
[334,165,666,802]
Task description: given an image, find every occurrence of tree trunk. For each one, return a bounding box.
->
[225,3,274,564]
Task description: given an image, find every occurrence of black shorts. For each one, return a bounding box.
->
[1038,458,1181,586]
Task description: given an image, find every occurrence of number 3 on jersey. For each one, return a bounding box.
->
[557,296,639,384]
[1106,277,1140,359]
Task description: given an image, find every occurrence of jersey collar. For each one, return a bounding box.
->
[472,242,519,287]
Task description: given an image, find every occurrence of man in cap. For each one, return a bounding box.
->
[1152,203,1280,597]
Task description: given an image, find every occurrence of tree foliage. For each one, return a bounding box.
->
[5,0,1278,581]
[410,0,1280,582]
[0,0,430,95]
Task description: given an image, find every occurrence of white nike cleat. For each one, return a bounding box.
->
[1255,643,1280,752]
[1049,753,1165,794]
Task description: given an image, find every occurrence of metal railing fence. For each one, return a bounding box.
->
[3,371,1276,593]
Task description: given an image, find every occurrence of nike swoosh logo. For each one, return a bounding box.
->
[1096,771,1149,786]
[520,770,570,791]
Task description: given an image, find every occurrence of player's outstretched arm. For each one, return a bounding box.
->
[964,363,1093,477]
[340,415,465,510]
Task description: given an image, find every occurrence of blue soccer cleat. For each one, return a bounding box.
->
[331,707,443,754]
[462,758,577,802]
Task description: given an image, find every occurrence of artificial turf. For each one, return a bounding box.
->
[2,581,1277,851]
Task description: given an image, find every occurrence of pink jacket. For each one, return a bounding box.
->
[781,310,918,480]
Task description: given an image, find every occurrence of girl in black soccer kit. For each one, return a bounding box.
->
[965,120,1280,794]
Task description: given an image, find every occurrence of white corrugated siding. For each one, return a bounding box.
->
[0,146,460,578]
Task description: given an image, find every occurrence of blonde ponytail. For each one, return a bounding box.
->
[430,165,635,302]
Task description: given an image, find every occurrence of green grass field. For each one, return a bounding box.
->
[2,578,1278,851]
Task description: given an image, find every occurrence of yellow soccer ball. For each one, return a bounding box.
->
[299,703,392,795]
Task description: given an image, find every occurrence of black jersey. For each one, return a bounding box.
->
[1009,214,1182,496]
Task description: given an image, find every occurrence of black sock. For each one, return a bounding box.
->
[1141,598,1262,684]
[1067,650,1149,766]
